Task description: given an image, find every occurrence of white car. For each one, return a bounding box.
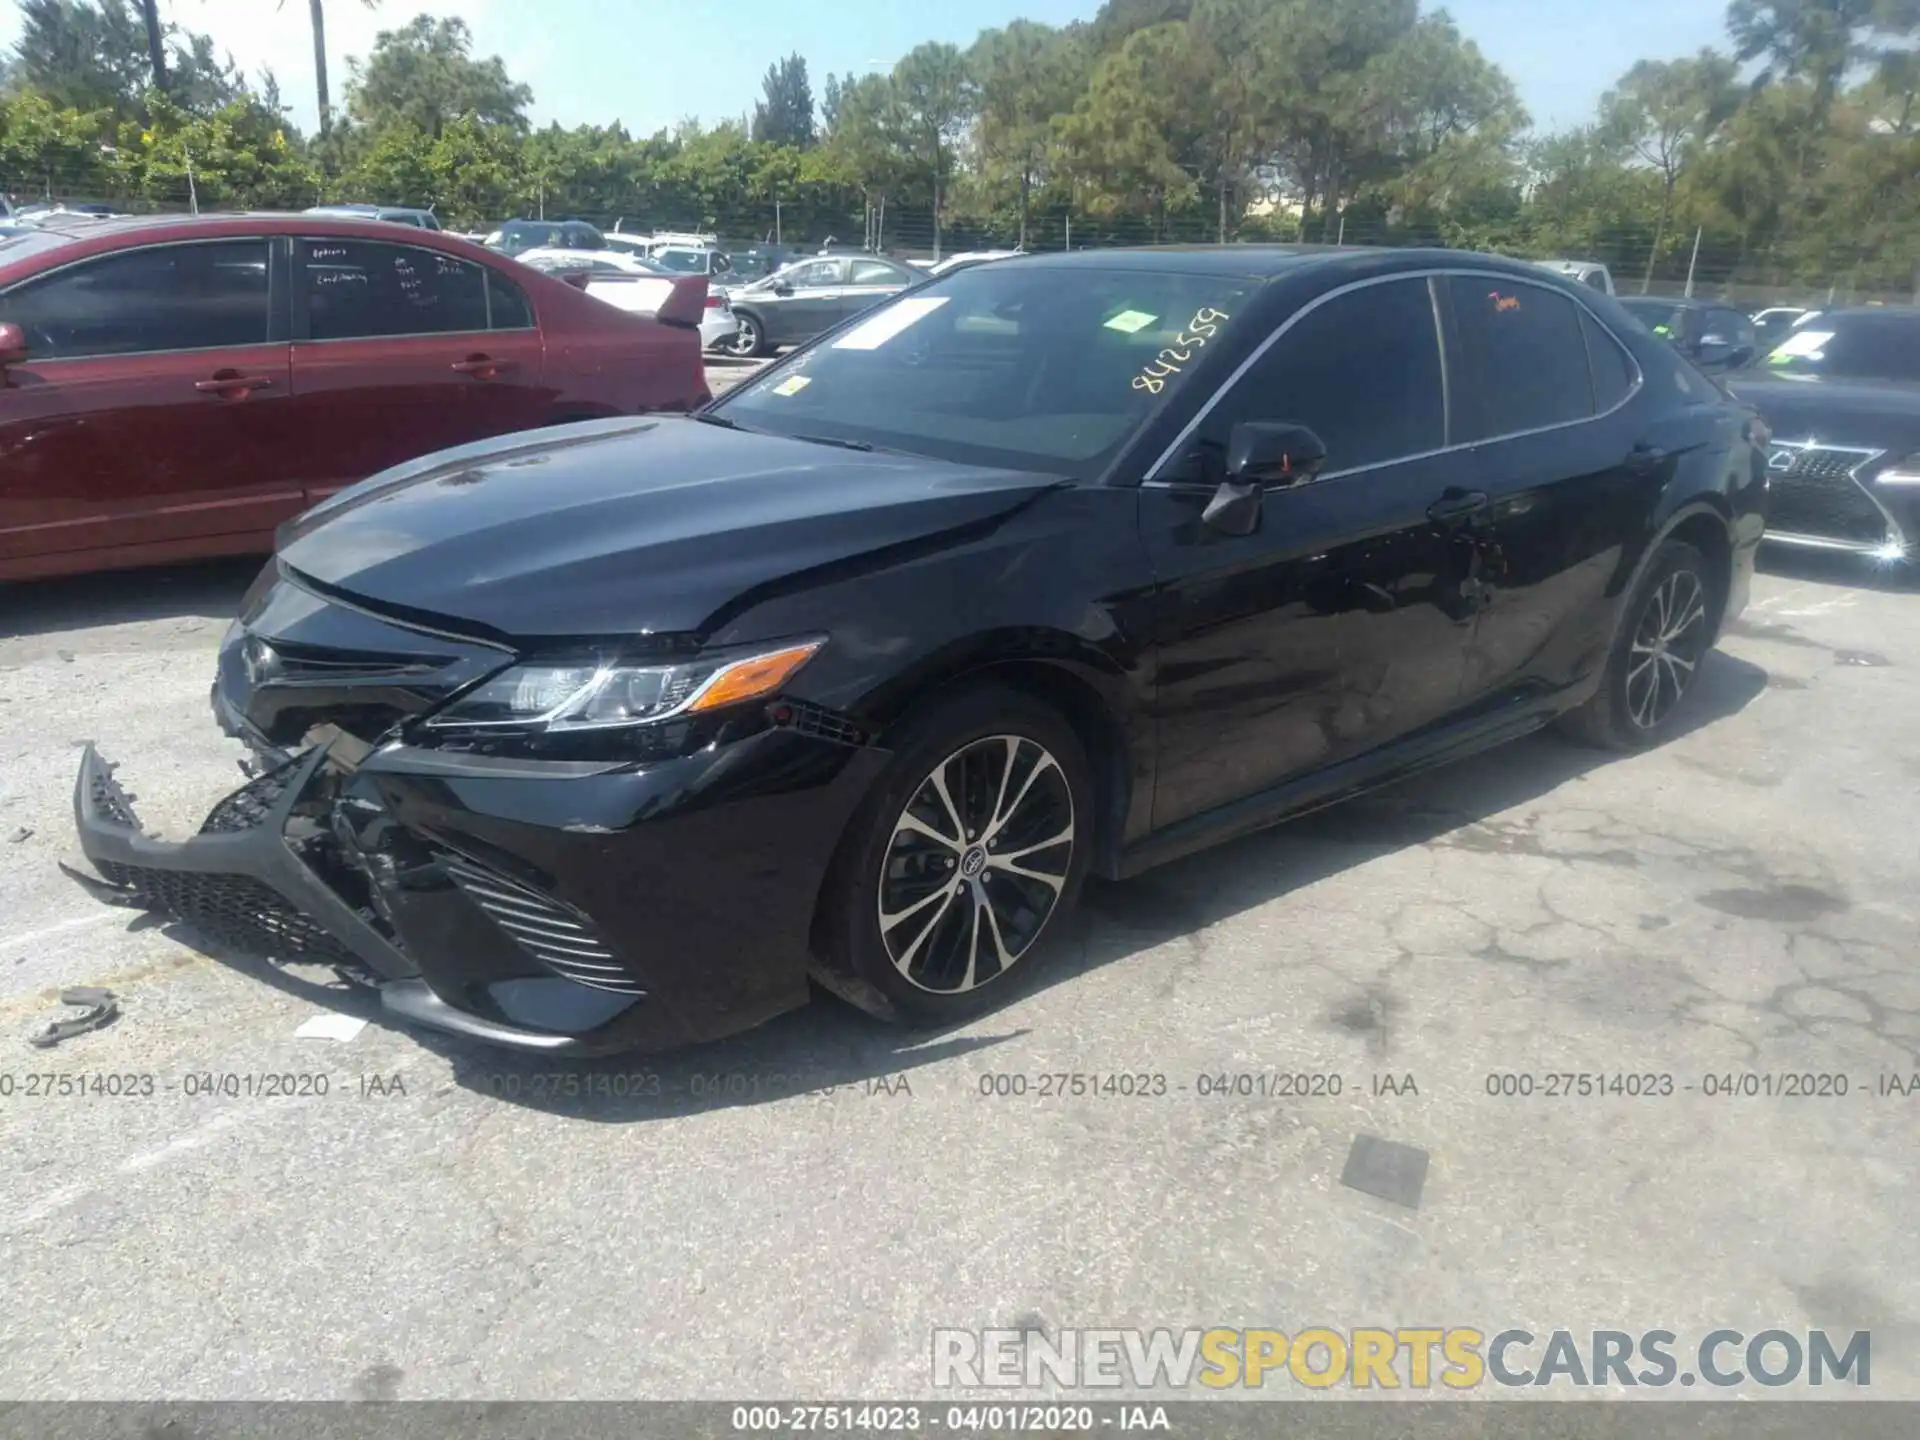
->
[579,271,739,352]
[601,232,654,257]
[1532,258,1616,295]
[515,247,663,277]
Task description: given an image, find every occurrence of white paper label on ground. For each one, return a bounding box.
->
[831,296,950,350]
[294,1013,368,1042]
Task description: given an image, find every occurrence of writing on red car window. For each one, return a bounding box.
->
[1131,306,1231,394]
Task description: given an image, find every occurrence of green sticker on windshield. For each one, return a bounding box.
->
[1652,324,1671,336]
[1105,309,1157,334]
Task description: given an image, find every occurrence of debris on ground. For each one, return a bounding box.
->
[294,1013,368,1042]
[28,987,119,1048]
[8,826,31,843]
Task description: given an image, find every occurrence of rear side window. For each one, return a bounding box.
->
[0,239,270,358]
[1581,310,1635,412]
[487,268,534,329]
[1190,276,1446,476]
[301,240,491,340]
[1449,277,1594,440]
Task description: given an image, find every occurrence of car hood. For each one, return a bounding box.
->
[276,416,1064,642]
[1727,373,1920,458]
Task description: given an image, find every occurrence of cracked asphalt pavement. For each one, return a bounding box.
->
[2,451,1917,1399]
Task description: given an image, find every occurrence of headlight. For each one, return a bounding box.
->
[424,638,823,733]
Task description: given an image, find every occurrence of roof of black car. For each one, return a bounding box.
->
[1000,243,1545,280]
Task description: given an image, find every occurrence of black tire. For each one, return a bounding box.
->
[1559,539,1716,751]
[728,312,766,358]
[814,685,1093,1026]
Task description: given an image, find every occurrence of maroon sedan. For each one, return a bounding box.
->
[0,212,711,582]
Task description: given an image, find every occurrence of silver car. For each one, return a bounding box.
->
[722,254,921,357]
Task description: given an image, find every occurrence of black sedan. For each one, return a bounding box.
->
[1729,306,1920,563]
[1617,295,1762,374]
[70,246,1768,1056]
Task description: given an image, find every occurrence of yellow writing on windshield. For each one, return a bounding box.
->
[1132,306,1231,395]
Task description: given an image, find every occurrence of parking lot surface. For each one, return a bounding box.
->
[1,385,1917,1398]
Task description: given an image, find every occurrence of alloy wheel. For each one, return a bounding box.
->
[876,735,1075,994]
[728,316,761,357]
[1625,567,1709,730]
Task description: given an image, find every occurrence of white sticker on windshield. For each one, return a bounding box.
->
[1768,329,1832,363]
[1105,309,1158,333]
[831,296,950,351]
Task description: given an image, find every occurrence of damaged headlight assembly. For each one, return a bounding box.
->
[421,637,825,736]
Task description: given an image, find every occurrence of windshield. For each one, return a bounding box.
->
[714,263,1256,479]
[1762,312,1920,382]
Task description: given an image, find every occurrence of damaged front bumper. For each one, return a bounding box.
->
[70,725,889,1055]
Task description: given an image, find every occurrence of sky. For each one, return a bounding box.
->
[0,0,1734,140]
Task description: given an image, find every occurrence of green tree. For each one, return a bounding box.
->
[345,15,531,141]
[969,21,1080,246]
[1601,52,1740,289]
[752,52,813,147]
[890,42,975,256]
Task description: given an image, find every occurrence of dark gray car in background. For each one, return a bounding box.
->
[723,254,920,357]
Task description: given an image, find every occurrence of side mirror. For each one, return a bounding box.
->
[0,321,26,366]
[1227,421,1327,487]
[772,281,795,296]
[1201,423,1329,537]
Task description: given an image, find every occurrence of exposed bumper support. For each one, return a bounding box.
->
[69,746,621,1054]
[72,743,417,983]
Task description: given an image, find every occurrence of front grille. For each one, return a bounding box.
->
[87,767,137,828]
[198,757,304,835]
[92,861,360,968]
[1766,444,1891,546]
[440,853,644,995]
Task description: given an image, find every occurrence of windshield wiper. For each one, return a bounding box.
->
[789,432,875,452]
[692,411,746,430]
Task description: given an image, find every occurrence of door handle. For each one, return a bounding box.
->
[1626,442,1668,475]
[450,355,514,378]
[194,373,274,396]
[1426,489,1490,524]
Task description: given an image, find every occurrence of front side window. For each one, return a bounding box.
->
[654,249,708,274]
[1448,276,1595,440]
[0,239,270,359]
[301,240,491,340]
[1184,277,1445,477]
[718,263,1254,480]
[850,259,906,286]
[784,260,841,289]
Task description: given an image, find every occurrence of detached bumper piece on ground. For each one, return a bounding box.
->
[70,726,888,1055]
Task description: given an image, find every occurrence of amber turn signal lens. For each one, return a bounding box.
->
[688,641,824,713]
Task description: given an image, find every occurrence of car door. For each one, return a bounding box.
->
[845,258,915,322]
[1142,274,1485,830]
[761,258,849,345]
[0,235,295,571]
[1439,273,1663,706]
[286,236,548,506]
